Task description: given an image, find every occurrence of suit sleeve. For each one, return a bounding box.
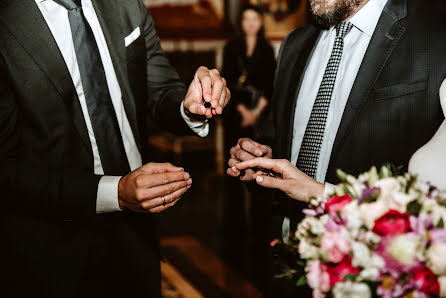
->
[0,57,101,220]
[140,3,195,136]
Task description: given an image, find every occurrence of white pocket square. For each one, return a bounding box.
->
[124,27,141,47]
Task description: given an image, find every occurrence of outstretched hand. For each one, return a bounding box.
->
[183,66,231,119]
[234,158,324,203]
[118,162,192,213]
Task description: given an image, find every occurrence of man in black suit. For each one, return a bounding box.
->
[228,0,446,296]
[0,0,229,297]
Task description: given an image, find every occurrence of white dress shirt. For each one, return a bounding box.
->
[291,0,388,183]
[283,0,388,240]
[36,0,209,213]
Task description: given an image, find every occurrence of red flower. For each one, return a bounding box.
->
[372,210,412,236]
[326,256,360,286]
[412,266,440,296]
[325,194,353,213]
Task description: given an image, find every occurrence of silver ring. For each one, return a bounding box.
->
[161,196,166,206]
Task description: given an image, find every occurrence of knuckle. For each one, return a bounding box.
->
[162,173,170,184]
[134,175,144,188]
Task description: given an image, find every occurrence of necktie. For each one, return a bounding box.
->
[289,23,354,236]
[296,22,354,179]
[54,0,131,175]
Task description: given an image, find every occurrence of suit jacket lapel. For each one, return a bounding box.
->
[280,26,320,160]
[330,0,407,163]
[92,0,143,152]
[0,0,92,153]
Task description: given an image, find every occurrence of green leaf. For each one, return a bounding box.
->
[407,201,422,216]
[343,274,358,282]
[437,218,445,228]
[296,275,307,287]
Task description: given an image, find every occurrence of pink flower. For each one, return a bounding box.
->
[372,210,412,236]
[307,260,330,296]
[325,194,353,213]
[321,231,350,263]
[326,256,360,286]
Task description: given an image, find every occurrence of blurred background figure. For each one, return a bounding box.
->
[142,0,308,297]
[221,3,276,292]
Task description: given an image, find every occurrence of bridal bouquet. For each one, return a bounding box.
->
[282,166,446,298]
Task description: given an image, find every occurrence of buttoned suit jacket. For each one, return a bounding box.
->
[0,0,194,296]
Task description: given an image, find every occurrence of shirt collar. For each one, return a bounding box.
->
[322,0,389,39]
[349,0,389,37]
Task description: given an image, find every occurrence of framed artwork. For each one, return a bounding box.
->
[144,0,227,38]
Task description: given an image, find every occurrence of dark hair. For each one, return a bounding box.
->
[237,4,266,40]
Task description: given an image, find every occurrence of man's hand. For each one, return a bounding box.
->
[118,162,192,213]
[227,138,272,182]
[235,158,324,203]
[237,104,259,128]
[183,66,231,119]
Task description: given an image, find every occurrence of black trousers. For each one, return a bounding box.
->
[75,215,161,298]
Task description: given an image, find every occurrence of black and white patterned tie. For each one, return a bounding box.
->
[54,0,131,176]
[296,22,354,179]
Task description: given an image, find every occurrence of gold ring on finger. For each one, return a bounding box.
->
[161,196,167,206]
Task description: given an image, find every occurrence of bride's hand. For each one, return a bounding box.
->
[234,158,325,203]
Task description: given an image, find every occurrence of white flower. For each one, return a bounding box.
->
[422,200,446,227]
[296,216,325,240]
[342,202,362,234]
[426,243,446,276]
[332,281,371,298]
[359,200,388,229]
[374,178,400,202]
[387,235,419,266]
[387,192,417,213]
[438,276,446,297]
[359,268,380,281]
[351,241,385,269]
[299,239,320,260]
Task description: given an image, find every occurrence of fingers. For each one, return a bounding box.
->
[210,69,224,111]
[135,171,190,190]
[140,162,184,174]
[141,184,190,210]
[235,158,285,174]
[187,102,207,116]
[135,178,192,202]
[196,66,212,104]
[254,175,286,191]
[230,145,257,162]
[238,138,270,157]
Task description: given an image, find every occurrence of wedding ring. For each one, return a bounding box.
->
[161,196,166,206]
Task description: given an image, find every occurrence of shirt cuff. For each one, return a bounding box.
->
[96,176,122,213]
[180,101,209,137]
[323,182,335,199]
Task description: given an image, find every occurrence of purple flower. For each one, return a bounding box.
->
[357,187,381,204]
[430,229,446,243]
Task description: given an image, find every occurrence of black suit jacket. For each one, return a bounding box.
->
[0,0,194,297]
[264,0,446,223]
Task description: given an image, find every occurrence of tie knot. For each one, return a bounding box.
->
[335,22,354,39]
[53,0,81,10]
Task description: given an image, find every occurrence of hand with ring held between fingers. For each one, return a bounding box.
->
[118,162,192,213]
[183,66,231,119]
[234,157,324,203]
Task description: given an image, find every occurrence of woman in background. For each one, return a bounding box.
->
[221,4,276,293]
